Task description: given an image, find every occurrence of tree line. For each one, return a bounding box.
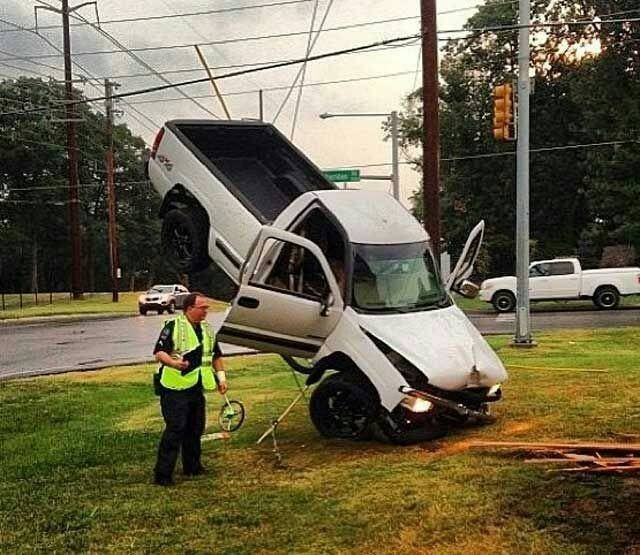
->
[398,0,639,277]
[0,77,176,295]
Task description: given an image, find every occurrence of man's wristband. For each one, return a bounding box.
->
[215,370,227,385]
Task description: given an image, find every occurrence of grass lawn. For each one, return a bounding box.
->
[453,292,640,313]
[0,292,227,320]
[2,327,640,553]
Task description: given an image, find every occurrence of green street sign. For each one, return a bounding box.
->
[324,169,361,183]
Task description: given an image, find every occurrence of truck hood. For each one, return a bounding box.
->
[357,305,507,391]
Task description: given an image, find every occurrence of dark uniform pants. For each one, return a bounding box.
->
[154,386,206,480]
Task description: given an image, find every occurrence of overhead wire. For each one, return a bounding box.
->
[0,0,314,34]
[57,4,220,121]
[1,14,638,118]
[0,13,159,134]
[288,0,321,139]
[124,70,419,105]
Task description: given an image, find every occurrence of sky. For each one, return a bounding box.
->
[0,0,485,206]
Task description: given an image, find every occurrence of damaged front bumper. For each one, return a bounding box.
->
[399,385,502,424]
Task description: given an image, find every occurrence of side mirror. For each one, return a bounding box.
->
[457,280,480,299]
[320,292,335,317]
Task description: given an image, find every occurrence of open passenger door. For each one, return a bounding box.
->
[445,220,485,296]
[218,227,343,357]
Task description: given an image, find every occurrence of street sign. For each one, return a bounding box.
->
[323,169,361,183]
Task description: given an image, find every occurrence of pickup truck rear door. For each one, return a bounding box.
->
[545,260,580,298]
[218,227,343,357]
[529,261,579,299]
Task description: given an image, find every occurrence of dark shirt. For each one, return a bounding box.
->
[154,319,222,362]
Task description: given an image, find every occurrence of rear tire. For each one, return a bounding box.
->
[161,207,211,273]
[492,290,516,313]
[309,373,377,440]
[593,286,620,310]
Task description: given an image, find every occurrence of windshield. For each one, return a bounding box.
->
[149,286,173,294]
[351,242,449,313]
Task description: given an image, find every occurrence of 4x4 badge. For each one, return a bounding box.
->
[157,154,173,171]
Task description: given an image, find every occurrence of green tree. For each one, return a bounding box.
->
[0,77,174,294]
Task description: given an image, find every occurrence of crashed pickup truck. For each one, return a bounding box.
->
[147,120,507,444]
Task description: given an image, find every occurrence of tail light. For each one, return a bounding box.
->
[150,128,164,160]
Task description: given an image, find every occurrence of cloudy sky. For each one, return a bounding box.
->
[1,0,482,205]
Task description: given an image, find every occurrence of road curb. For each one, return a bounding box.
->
[0,312,135,328]
[0,347,261,382]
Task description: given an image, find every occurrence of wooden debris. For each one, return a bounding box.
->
[470,440,640,475]
[470,441,640,454]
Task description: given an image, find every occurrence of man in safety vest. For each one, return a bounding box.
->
[152,292,228,486]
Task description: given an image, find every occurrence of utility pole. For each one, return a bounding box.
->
[62,0,82,299]
[104,78,119,303]
[514,0,534,346]
[35,1,98,299]
[420,0,441,256]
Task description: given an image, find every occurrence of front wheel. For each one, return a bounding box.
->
[309,374,377,440]
[593,286,620,310]
[167,301,176,314]
[492,290,516,313]
[139,307,147,316]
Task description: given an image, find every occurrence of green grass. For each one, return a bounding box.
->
[453,292,640,312]
[0,292,228,320]
[2,328,640,553]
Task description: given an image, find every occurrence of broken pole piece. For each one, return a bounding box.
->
[469,441,640,454]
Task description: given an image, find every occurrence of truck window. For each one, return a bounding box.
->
[529,263,550,277]
[547,261,575,275]
[351,242,447,313]
[292,207,346,295]
[250,239,329,300]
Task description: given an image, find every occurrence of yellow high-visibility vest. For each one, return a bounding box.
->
[159,314,216,391]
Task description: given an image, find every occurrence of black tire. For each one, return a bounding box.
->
[492,290,516,313]
[167,301,176,314]
[593,286,620,310]
[139,307,147,316]
[161,207,211,273]
[309,373,377,440]
[158,309,164,315]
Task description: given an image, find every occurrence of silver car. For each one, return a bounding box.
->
[138,284,190,315]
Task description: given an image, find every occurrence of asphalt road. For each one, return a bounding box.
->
[1,307,639,380]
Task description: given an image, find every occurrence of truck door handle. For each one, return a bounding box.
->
[237,296,260,309]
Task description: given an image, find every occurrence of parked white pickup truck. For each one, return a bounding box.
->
[480,257,640,312]
[147,120,507,444]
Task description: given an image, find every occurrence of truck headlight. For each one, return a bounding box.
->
[401,395,434,413]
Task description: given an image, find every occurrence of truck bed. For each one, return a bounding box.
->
[168,120,335,222]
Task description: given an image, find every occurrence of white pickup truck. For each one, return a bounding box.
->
[147,119,507,444]
[480,257,640,312]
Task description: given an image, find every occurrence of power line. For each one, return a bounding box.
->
[326,139,640,169]
[0,14,159,134]
[2,12,638,120]
[124,70,420,105]
[58,40,420,82]
[0,33,423,117]
[60,6,219,120]
[0,15,424,62]
[0,0,313,34]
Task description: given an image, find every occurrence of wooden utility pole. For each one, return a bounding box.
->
[104,78,119,302]
[62,0,83,298]
[420,0,441,256]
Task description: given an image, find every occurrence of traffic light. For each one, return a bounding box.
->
[492,83,515,141]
